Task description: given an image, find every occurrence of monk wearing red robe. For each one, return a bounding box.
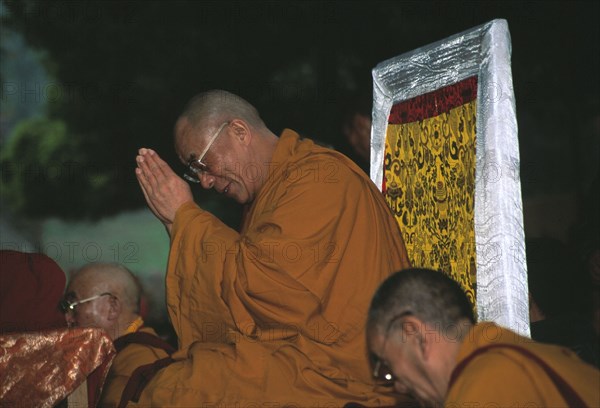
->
[133,90,410,406]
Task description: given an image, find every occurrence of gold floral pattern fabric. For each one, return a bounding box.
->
[383,77,478,307]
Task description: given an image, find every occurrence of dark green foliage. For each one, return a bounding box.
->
[2,1,598,219]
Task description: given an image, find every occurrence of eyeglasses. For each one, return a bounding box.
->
[371,311,412,385]
[183,121,229,183]
[59,292,112,313]
[372,356,396,385]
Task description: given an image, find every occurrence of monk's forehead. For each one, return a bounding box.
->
[174,117,208,161]
[68,268,108,294]
[66,273,93,297]
[366,327,379,347]
[366,327,385,351]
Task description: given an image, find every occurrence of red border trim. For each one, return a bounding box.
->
[388,76,478,124]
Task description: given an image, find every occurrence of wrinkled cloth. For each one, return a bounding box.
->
[0,327,115,408]
[0,250,67,333]
[99,327,170,407]
[447,322,600,407]
[137,130,410,406]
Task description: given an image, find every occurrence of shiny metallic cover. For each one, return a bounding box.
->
[0,327,115,407]
[372,19,529,336]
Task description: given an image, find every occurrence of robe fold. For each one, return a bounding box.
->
[447,322,600,407]
[136,130,410,406]
[99,327,170,407]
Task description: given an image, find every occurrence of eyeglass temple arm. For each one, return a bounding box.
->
[197,121,229,161]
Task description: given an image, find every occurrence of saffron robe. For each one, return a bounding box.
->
[447,322,600,407]
[136,130,410,406]
[99,327,170,407]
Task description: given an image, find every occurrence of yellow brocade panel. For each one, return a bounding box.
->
[383,100,477,307]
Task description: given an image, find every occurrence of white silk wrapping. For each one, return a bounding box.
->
[371,19,529,336]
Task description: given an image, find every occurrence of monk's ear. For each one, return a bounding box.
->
[229,119,252,146]
[399,316,429,357]
[417,321,439,361]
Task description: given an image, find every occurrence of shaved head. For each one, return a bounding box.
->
[367,268,475,337]
[176,89,266,137]
[69,262,141,314]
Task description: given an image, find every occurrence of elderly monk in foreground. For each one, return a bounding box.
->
[367,268,600,407]
[134,90,410,406]
[63,262,173,407]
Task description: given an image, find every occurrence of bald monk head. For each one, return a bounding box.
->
[174,90,279,204]
[366,268,475,407]
[63,262,142,340]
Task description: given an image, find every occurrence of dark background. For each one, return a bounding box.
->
[1,0,598,243]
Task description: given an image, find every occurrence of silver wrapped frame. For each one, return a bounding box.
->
[371,19,529,336]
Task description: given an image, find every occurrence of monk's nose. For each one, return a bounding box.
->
[199,172,215,190]
[65,311,76,327]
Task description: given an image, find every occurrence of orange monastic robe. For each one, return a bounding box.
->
[447,323,600,407]
[136,130,410,406]
[99,327,170,407]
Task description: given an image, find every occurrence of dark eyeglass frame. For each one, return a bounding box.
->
[59,292,113,313]
[183,121,230,183]
[371,311,413,385]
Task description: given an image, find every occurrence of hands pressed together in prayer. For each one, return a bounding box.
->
[135,148,193,234]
